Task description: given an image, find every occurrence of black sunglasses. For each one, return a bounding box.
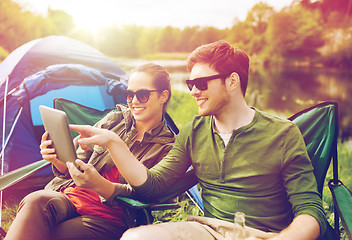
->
[186,73,232,91]
[121,89,162,103]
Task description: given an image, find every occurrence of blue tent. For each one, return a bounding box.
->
[0,36,128,185]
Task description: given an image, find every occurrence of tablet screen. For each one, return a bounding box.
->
[39,105,77,164]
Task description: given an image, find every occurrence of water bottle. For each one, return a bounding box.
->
[233,212,248,240]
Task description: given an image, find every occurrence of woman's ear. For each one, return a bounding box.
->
[160,90,169,104]
[228,72,241,92]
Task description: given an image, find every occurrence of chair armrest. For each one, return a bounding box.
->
[0,160,51,191]
[115,196,154,209]
[328,179,352,239]
[115,196,179,210]
[114,169,198,211]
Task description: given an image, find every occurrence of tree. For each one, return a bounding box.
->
[178,26,201,52]
[300,0,352,21]
[46,9,75,35]
[246,2,274,35]
[227,21,253,47]
[96,24,144,58]
[266,6,325,59]
[0,0,35,51]
[0,0,73,52]
[137,26,161,56]
[197,27,225,46]
[156,26,180,52]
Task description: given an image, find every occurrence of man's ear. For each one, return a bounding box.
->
[228,72,241,92]
[160,90,169,104]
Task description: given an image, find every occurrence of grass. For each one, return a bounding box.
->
[1,90,351,239]
[0,199,18,232]
[167,89,199,128]
[323,141,352,240]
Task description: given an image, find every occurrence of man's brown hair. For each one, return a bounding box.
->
[187,40,249,96]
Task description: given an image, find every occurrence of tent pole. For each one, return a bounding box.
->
[1,76,9,228]
[185,191,204,215]
[1,107,23,154]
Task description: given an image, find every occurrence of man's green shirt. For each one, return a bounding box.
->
[134,109,326,234]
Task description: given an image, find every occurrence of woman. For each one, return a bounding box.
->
[4,63,175,240]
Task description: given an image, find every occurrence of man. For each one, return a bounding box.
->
[72,40,326,240]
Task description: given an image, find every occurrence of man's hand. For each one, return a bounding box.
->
[69,125,121,150]
[70,124,148,187]
[267,215,320,240]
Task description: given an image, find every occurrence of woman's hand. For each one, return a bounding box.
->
[67,160,115,199]
[40,132,67,173]
[69,125,121,150]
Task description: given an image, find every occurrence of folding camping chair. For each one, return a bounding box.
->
[1,101,351,239]
[287,101,350,239]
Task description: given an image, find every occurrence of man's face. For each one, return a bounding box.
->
[188,63,230,116]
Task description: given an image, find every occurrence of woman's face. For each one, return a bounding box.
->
[127,71,167,125]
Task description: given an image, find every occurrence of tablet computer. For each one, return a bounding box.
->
[39,105,77,164]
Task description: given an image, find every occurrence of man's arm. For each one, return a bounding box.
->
[71,124,149,186]
[70,123,192,198]
[281,124,326,238]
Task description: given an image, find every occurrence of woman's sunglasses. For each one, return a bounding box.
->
[121,89,162,103]
[186,73,232,91]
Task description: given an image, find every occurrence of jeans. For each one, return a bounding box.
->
[5,190,126,240]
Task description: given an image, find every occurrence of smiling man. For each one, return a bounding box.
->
[71,40,326,240]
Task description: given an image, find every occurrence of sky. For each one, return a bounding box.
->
[16,0,294,30]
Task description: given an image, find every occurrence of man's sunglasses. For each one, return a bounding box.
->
[186,73,232,91]
[121,89,162,103]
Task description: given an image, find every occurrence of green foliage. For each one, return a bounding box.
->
[1,0,352,68]
[46,9,75,35]
[136,27,161,56]
[167,89,199,128]
[1,200,18,232]
[322,141,352,239]
[245,2,274,35]
[0,0,35,51]
[0,0,75,52]
[0,46,9,62]
[322,31,352,68]
[96,25,145,58]
[156,26,181,53]
[265,5,325,60]
[152,193,203,223]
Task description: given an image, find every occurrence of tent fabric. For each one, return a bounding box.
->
[0,36,128,181]
[0,35,128,99]
[1,64,127,174]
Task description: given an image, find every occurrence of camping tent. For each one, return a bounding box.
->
[0,36,128,184]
